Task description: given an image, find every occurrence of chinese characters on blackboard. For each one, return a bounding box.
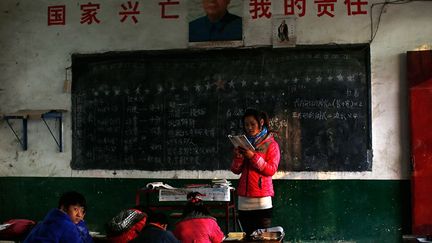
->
[72,47,371,171]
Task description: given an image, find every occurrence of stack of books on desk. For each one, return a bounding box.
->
[224,232,245,241]
[212,179,232,188]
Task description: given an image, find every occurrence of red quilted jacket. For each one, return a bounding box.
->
[231,134,280,197]
[173,216,224,243]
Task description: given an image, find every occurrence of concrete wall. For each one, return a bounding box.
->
[1,0,431,179]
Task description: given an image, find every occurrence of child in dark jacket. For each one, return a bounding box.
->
[130,211,179,243]
[24,191,93,243]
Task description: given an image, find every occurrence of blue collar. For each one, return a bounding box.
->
[247,127,268,146]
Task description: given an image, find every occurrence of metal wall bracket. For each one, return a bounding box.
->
[3,109,66,152]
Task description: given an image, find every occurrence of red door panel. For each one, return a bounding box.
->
[408,50,432,235]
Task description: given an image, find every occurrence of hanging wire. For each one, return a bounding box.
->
[369,0,432,44]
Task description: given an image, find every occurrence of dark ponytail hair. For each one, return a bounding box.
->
[241,108,270,132]
[181,192,211,218]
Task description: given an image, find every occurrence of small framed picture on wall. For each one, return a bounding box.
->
[272,15,297,48]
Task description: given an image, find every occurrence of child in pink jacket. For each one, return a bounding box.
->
[173,192,225,243]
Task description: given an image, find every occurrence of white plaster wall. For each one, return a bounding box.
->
[0,0,431,179]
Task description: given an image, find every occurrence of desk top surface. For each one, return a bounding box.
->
[223,240,282,243]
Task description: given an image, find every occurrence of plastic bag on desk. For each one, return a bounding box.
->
[250,226,285,241]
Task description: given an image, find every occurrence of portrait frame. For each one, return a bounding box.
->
[272,15,297,48]
[188,0,244,48]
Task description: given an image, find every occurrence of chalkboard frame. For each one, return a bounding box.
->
[71,45,372,172]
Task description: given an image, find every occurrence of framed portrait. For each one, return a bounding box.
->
[272,15,297,48]
[188,0,243,48]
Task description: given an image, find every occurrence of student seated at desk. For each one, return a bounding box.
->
[24,191,93,243]
[130,211,179,243]
[105,207,147,243]
[173,192,225,243]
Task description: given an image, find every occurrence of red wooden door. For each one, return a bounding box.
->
[408,50,432,235]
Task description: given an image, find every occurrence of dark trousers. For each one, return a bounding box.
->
[238,208,273,238]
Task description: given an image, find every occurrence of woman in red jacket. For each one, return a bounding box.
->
[231,108,281,238]
[173,192,225,243]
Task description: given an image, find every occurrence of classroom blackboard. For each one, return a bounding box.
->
[72,46,371,171]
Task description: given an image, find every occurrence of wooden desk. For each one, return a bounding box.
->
[91,235,109,243]
[135,188,237,233]
[223,240,282,243]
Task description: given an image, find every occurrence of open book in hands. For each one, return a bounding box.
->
[228,135,255,151]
